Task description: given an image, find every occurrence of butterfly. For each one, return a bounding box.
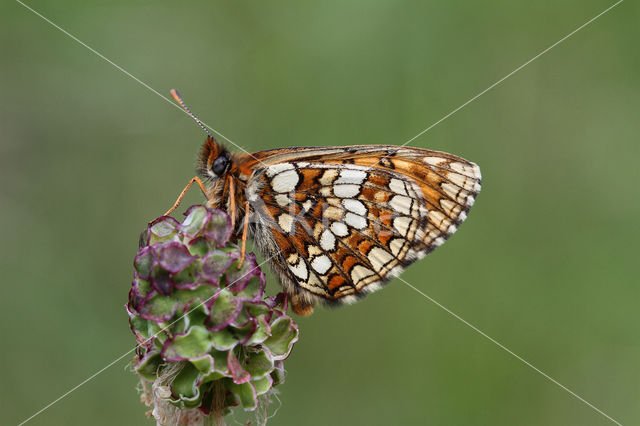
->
[165,90,481,316]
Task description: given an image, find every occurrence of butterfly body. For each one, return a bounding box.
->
[196,136,481,315]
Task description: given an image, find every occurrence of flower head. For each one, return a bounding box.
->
[127,206,298,425]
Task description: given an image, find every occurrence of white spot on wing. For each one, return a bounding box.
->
[323,206,343,221]
[388,178,407,195]
[275,194,291,207]
[319,169,339,186]
[289,258,308,280]
[266,163,294,177]
[392,216,412,237]
[368,247,394,271]
[390,238,405,256]
[320,229,336,251]
[424,157,447,166]
[448,172,469,189]
[278,214,295,233]
[342,199,366,216]
[351,265,375,283]
[311,255,332,275]
[472,163,482,179]
[334,184,360,198]
[389,195,412,215]
[307,271,322,287]
[307,245,322,256]
[331,221,349,237]
[271,169,299,193]
[345,212,367,230]
[335,169,367,185]
[441,182,465,203]
[428,210,450,230]
[439,198,461,217]
[451,162,479,178]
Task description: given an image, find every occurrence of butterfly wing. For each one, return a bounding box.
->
[244,146,481,306]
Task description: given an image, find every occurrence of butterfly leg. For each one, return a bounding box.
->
[163,176,208,216]
[237,200,250,269]
[228,176,236,230]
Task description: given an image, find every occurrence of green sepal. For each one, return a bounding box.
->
[245,302,270,318]
[163,326,212,360]
[252,375,273,396]
[225,258,257,291]
[232,306,249,327]
[230,320,256,344]
[187,237,210,257]
[134,251,153,279]
[139,294,178,320]
[212,349,230,376]
[191,354,215,376]
[181,205,210,237]
[170,301,208,335]
[129,315,150,339]
[201,251,236,282]
[236,276,262,301]
[204,211,232,247]
[199,349,230,383]
[271,361,285,386]
[264,317,298,360]
[208,290,241,331]
[149,219,179,244]
[134,279,152,299]
[146,322,164,343]
[135,352,163,380]
[228,380,258,411]
[170,363,203,408]
[171,263,198,287]
[245,316,270,345]
[210,328,238,351]
[242,349,274,378]
[173,283,218,312]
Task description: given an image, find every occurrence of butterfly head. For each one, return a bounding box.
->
[197,136,232,182]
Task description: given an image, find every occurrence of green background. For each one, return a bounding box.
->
[1,1,638,425]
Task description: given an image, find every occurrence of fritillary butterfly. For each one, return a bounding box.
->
[166,90,481,315]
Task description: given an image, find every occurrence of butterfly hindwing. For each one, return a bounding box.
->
[245,146,481,305]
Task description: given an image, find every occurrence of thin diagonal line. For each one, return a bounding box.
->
[397,276,623,426]
[17,253,277,426]
[14,0,268,168]
[16,350,136,426]
[398,0,623,148]
[14,1,625,425]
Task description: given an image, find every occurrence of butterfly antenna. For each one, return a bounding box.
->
[170,89,215,139]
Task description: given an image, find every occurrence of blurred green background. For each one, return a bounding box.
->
[1,1,638,425]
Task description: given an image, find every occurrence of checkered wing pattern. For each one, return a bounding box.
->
[246,146,481,305]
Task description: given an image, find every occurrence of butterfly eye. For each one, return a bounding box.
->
[211,154,230,176]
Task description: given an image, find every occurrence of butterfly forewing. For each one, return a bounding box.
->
[244,146,481,305]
